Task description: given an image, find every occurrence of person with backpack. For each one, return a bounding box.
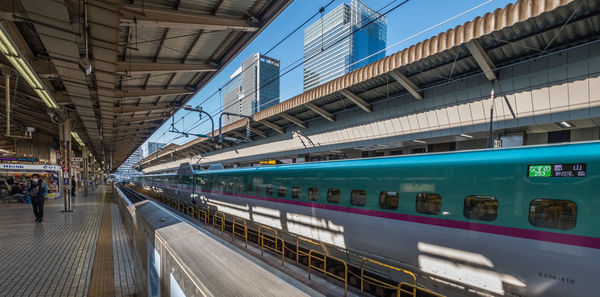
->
[26,174,48,223]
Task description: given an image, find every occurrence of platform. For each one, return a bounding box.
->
[0,185,145,297]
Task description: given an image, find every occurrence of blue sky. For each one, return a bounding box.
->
[144,0,515,151]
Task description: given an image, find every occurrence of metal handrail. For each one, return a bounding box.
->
[212,211,225,234]
[197,209,208,225]
[360,257,416,297]
[258,225,285,266]
[296,237,327,263]
[308,250,347,297]
[232,217,248,248]
[397,282,446,297]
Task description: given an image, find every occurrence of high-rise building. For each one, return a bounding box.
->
[303,0,387,91]
[222,53,280,125]
[115,147,143,179]
[146,142,166,156]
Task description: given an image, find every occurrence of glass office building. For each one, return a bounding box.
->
[222,53,280,125]
[303,0,387,91]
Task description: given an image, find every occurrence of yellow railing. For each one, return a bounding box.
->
[296,237,327,264]
[308,250,347,297]
[397,282,446,297]
[360,257,416,297]
[131,188,445,297]
[258,225,285,266]
[232,217,248,248]
[197,209,208,225]
[212,211,225,234]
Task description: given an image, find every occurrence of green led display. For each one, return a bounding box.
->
[528,165,552,177]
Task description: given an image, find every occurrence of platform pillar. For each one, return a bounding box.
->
[82,146,89,197]
[58,111,73,212]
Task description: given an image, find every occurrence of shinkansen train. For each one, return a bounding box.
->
[132,141,600,297]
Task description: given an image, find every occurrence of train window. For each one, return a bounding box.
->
[292,187,301,199]
[278,187,286,198]
[219,181,225,191]
[529,199,577,230]
[308,187,318,201]
[246,184,252,192]
[228,183,234,192]
[238,184,244,193]
[327,188,340,203]
[416,193,441,215]
[266,186,274,196]
[379,191,398,210]
[464,196,497,221]
[256,185,263,194]
[350,190,366,206]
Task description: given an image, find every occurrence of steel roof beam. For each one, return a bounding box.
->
[115,114,166,124]
[115,89,193,99]
[229,130,251,140]
[279,113,306,129]
[114,104,177,113]
[120,5,260,32]
[466,40,498,81]
[339,89,371,112]
[389,70,423,100]
[259,120,284,134]
[250,128,268,138]
[116,62,217,75]
[305,102,335,122]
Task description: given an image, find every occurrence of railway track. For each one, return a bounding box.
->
[117,184,442,297]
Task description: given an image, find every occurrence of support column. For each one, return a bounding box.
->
[82,147,89,197]
[58,111,72,212]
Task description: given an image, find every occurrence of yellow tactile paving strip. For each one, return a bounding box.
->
[87,192,115,297]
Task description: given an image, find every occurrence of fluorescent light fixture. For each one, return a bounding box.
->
[459,133,473,139]
[557,121,575,128]
[0,23,58,109]
[413,140,427,144]
[71,132,85,147]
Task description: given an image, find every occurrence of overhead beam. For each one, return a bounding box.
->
[230,130,250,140]
[305,102,335,122]
[280,113,306,129]
[259,120,284,134]
[339,89,371,112]
[120,5,260,31]
[250,127,268,138]
[389,70,423,100]
[115,114,166,124]
[114,104,177,113]
[466,40,498,81]
[115,89,193,99]
[116,62,217,75]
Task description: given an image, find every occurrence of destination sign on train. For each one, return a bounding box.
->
[528,164,586,177]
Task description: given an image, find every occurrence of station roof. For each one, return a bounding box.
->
[0,0,291,169]
[139,0,600,169]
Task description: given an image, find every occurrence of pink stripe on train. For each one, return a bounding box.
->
[202,189,600,250]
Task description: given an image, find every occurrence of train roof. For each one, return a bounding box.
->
[193,141,600,175]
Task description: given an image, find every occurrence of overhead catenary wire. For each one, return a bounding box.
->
[160,0,408,145]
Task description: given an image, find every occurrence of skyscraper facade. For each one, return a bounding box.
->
[223,53,280,125]
[303,0,387,91]
[115,147,143,179]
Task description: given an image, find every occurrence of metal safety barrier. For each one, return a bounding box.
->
[308,250,347,297]
[258,225,285,266]
[397,282,445,297]
[232,217,248,248]
[360,257,416,297]
[296,237,327,264]
[186,205,194,216]
[212,211,225,234]
[197,209,208,225]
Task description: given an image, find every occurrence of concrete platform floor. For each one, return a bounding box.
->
[0,185,144,297]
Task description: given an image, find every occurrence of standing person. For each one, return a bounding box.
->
[27,174,48,223]
[71,176,76,197]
